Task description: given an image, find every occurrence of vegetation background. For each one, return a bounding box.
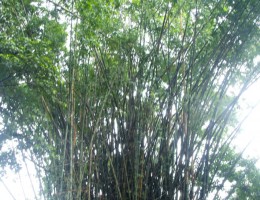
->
[0,0,260,199]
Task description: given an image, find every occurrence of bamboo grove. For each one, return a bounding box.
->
[0,0,260,199]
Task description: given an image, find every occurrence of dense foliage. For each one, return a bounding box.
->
[0,0,260,199]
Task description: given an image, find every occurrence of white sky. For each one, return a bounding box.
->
[233,77,260,168]
[0,161,38,200]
